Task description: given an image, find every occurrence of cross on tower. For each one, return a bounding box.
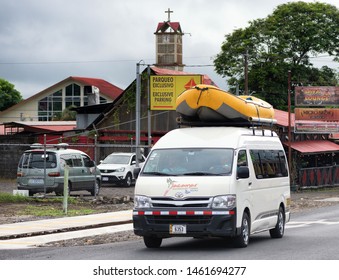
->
[165,8,173,22]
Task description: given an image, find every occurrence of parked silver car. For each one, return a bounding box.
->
[17,143,101,196]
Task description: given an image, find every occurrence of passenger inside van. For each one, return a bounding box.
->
[209,153,232,174]
[162,155,187,174]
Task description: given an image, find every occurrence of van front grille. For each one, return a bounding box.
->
[151,197,211,208]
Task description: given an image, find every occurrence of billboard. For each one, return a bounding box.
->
[295,108,339,122]
[295,86,339,106]
[150,75,203,110]
[295,122,339,133]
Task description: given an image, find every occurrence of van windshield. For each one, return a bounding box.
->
[18,152,57,169]
[142,148,233,176]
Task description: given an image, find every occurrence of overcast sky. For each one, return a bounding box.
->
[1,0,338,99]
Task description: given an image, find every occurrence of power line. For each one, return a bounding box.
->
[1,53,336,66]
[0,59,216,68]
[0,59,143,65]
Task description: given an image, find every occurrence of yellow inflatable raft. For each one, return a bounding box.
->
[176,84,275,124]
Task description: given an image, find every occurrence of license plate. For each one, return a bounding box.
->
[169,224,187,234]
[102,177,109,181]
[28,179,44,185]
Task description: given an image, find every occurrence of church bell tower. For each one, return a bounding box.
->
[154,8,184,71]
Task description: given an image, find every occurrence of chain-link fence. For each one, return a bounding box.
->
[0,139,148,179]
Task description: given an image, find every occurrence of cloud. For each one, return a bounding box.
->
[0,0,338,98]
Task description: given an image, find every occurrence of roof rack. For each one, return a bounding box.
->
[176,116,277,136]
[29,143,69,150]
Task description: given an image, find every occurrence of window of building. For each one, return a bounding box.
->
[65,84,81,107]
[38,90,63,121]
[37,83,107,121]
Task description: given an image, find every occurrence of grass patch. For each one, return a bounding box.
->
[19,205,96,217]
[0,192,96,217]
[0,192,31,203]
[0,192,78,204]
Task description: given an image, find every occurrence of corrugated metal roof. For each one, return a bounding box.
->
[274,109,295,127]
[284,140,339,154]
[3,121,76,134]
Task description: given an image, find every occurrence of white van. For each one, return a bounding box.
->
[17,143,101,196]
[133,126,291,248]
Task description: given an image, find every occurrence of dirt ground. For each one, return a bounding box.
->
[1,180,339,246]
[0,180,135,225]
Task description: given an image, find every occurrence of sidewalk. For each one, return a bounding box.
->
[0,210,133,249]
[2,189,339,250]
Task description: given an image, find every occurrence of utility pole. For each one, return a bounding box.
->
[147,65,152,151]
[288,70,292,185]
[135,62,141,167]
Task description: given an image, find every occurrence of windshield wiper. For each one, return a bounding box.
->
[183,171,231,176]
[182,171,214,176]
[142,171,178,176]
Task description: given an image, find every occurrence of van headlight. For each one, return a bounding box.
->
[212,195,236,209]
[134,195,152,208]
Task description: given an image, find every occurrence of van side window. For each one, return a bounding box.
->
[237,150,248,167]
[250,150,288,179]
[72,155,83,167]
[61,154,73,167]
[82,155,93,167]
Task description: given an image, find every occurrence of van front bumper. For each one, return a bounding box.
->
[133,208,237,238]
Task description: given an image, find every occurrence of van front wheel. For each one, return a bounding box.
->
[143,236,162,248]
[90,180,100,196]
[233,212,250,248]
[55,182,71,197]
[28,190,35,196]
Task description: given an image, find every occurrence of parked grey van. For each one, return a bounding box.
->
[17,143,101,196]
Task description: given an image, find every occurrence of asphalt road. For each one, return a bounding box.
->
[1,203,339,260]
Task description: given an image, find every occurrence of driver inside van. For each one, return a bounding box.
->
[209,153,231,174]
[162,155,187,174]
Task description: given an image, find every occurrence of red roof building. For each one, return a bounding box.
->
[0,76,123,127]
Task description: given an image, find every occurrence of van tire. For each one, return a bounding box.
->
[28,190,35,196]
[55,183,71,197]
[123,173,133,187]
[143,236,162,248]
[55,190,62,196]
[270,207,285,238]
[90,180,100,196]
[233,212,250,248]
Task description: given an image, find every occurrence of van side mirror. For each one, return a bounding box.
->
[134,167,141,179]
[237,166,249,179]
[85,160,95,168]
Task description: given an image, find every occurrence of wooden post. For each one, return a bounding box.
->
[63,165,69,214]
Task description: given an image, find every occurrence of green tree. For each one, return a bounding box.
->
[0,78,23,111]
[214,1,339,110]
[52,106,77,121]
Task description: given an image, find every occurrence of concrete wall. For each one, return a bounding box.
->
[0,135,36,179]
